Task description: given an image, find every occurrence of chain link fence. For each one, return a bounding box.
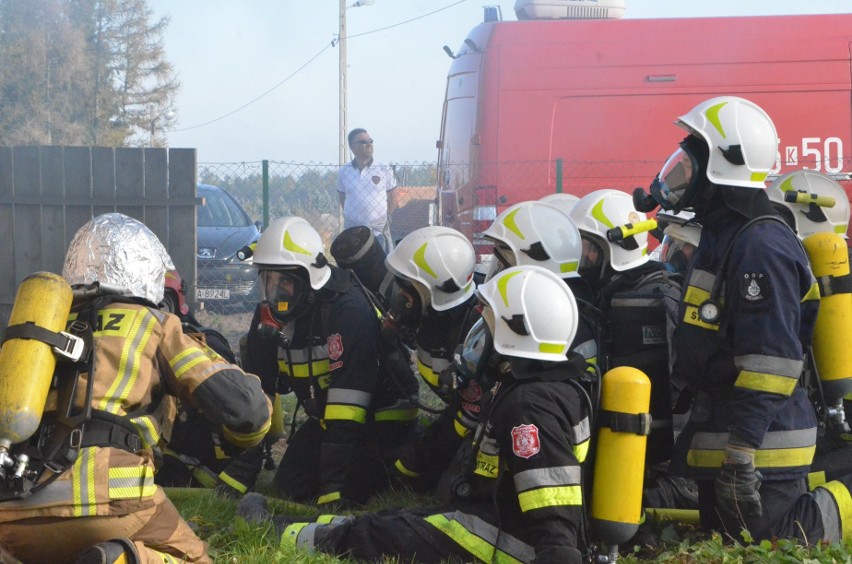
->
[191,160,439,351]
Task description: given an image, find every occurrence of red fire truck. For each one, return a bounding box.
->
[436,1,852,257]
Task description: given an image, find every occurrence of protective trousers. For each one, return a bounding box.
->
[696,473,852,545]
[0,488,210,564]
[282,506,553,564]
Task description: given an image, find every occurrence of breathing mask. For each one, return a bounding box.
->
[259,268,312,323]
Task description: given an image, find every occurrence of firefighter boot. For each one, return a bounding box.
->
[74,538,139,564]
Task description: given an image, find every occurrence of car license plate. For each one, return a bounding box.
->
[196,288,230,300]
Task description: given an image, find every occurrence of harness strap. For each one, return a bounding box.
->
[597,409,652,436]
[816,272,852,297]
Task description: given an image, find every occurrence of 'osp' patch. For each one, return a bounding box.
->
[740,272,769,303]
[511,424,541,459]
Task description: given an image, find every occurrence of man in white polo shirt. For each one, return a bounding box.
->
[337,128,399,252]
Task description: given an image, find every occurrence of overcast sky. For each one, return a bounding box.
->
[148,1,852,165]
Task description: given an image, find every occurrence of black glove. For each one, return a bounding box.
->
[715,444,762,520]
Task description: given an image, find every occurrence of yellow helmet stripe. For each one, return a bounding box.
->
[283,230,311,255]
[705,101,728,139]
[414,242,438,278]
[497,270,523,307]
[502,208,526,240]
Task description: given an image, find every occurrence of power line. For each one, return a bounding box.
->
[168,0,469,133]
[349,0,468,39]
[169,42,332,132]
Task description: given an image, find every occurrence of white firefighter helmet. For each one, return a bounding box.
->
[539,193,580,216]
[385,226,476,312]
[476,265,578,362]
[675,96,778,189]
[569,189,650,273]
[767,170,850,240]
[252,216,331,289]
[482,200,582,279]
[62,212,174,304]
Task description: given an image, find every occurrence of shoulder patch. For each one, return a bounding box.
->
[511,424,541,459]
[740,272,770,303]
[328,333,344,360]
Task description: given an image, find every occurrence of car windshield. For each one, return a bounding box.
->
[198,188,252,228]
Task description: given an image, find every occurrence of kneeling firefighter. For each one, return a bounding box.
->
[239,265,594,564]
[0,213,272,564]
[637,96,852,544]
[242,216,420,509]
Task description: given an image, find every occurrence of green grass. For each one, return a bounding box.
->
[168,478,852,563]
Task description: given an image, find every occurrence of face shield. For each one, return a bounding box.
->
[659,234,696,276]
[455,317,493,388]
[650,147,700,212]
[259,268,310,323]
[578,235,606,282]
[388,276,423,328]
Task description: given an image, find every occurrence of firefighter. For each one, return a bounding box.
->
[0,213,272,563]
[383,226,480,491]
[767,169,852,488]
[155,272,267,499]
[242,216,419,509]
[483,199,598,364]
[634,96,852,542]
[239,265,589,564]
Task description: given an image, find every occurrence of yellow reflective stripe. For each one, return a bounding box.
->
[808,470,827,491]
[222,417,272,448]
[734,371,798,396]
[538,342,564,355]
[316,514,337,524]
[560,261,579,274]
[803,282,821,302]
[687,445,815,468]
[218,471,248,494]
[517,485,583,512]
[72,448,97,517]
[277,359,330,378]
[374,406,419,422]
[454,418,471,438]
[683,285,711,305]
[169,347,211,380]
[395,459,420,478]
[281,522,310,548]
[424,514,524,564]
[317,491,341,505]
[108,465,155,499]
[324,404,367,423]
[417,358,440,387]
[192,467,219,488]
[99,310,157,413]
[130,415,160,449]
[821,480,852,542]
[682,305,720,331]
[574,439,590,464]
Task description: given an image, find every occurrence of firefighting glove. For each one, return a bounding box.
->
[715,444,762,520]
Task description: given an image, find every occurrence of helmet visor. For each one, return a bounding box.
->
[579,236,605,273]
[456,317,492,383]
[259,269,306,321]
[650,148,698,211]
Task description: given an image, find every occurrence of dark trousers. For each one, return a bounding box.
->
[273,417,412,504]
[697,477,825,543]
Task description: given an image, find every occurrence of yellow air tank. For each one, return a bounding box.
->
[0,272,73,447]
[803,232,852,403]
[591,366,651,549]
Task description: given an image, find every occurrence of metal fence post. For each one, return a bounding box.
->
[555,158,563,193]
[262,159,269,229]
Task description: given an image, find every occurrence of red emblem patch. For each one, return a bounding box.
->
[511,424,541,459]
[328,333,344,360]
